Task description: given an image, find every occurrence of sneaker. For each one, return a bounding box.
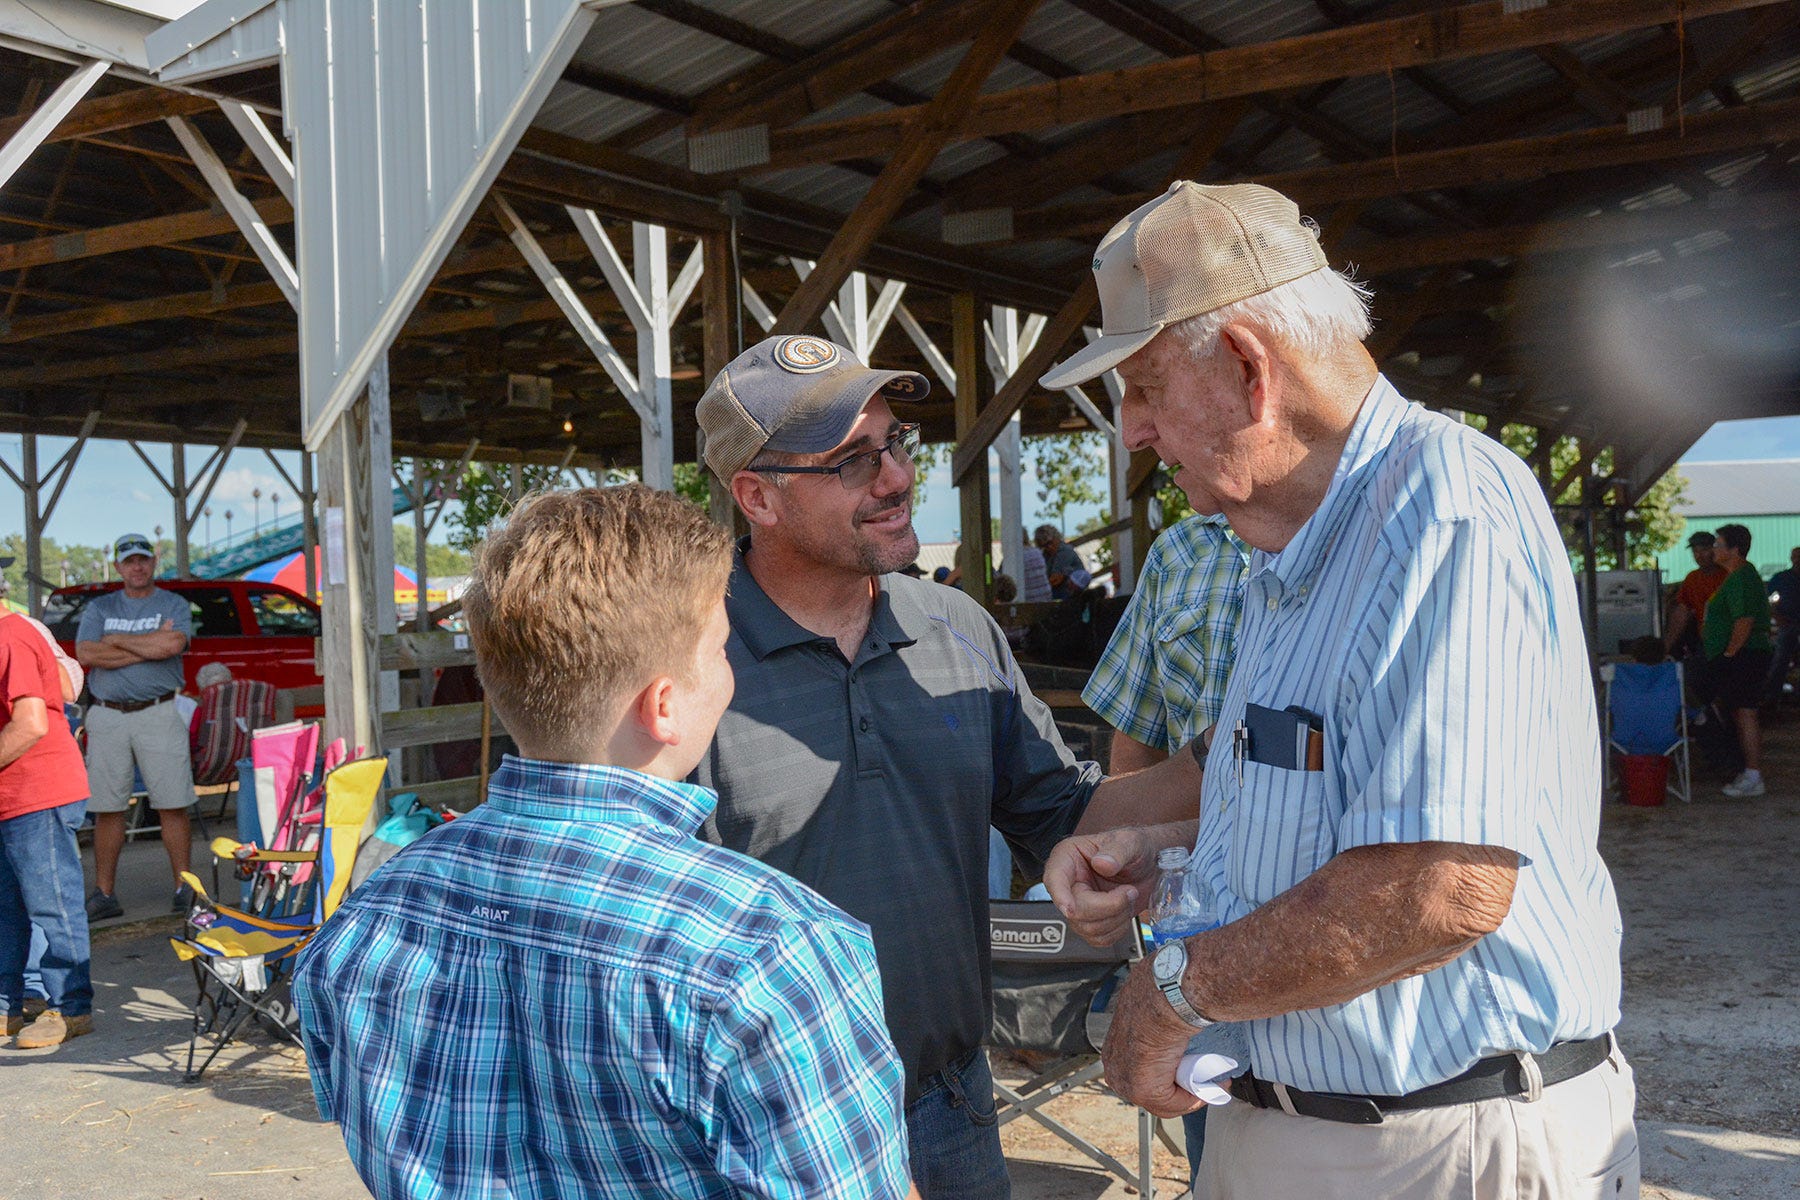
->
[171,882,196,914]
[85,889,123,921]
[13,1010,93,1049]
[1722,772,1766,798]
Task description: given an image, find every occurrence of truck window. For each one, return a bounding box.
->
[248,589,322,637]
[186,588,245,637]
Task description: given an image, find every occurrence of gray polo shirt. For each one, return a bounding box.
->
[695,543,1101,1097]
[77,587,190,703]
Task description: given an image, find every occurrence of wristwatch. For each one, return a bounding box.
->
[1152,940,1214,1028]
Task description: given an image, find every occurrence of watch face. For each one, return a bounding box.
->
[1154,942,1185,983]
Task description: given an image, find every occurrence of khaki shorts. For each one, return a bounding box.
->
[1197,1042,1639,1200]
[83,700,197,813]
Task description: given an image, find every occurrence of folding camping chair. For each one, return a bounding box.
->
[189,678,278,821]
[1601,660,1693,804]
[988,899,1165,1198]
[168,754,387,1080]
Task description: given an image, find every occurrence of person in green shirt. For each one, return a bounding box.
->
[1702,523,1772,798]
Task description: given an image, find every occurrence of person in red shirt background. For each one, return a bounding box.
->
[0,610,93,1050]
[1665,530,1728,658]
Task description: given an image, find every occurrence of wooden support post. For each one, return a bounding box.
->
[170,443,190,575]
[300,450,318,599]
[1127,449,1160,583]
[952,293,992,607]
[318,359,393,761]
[635,223,675,491]
[700,229,739,529]
[413,458,430,633]
[21,433,41,614]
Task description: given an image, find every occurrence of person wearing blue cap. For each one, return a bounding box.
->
[693,335,1204,1199]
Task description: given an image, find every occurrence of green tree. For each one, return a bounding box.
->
[1028,431,1108,530]
[441,461,708,552]
[390,524,473,577]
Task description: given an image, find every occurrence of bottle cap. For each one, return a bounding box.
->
[1156,846,1191,870]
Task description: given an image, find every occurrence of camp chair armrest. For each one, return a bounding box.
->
[209,836,316,864]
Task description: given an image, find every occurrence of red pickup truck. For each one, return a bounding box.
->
[45,578,324,696]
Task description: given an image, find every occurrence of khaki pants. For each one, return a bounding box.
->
[1197,1045,1638,1200]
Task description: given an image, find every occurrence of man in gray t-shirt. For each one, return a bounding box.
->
[74,534,197,919]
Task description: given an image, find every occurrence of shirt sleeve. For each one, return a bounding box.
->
[987,626,1102,876]
[705,917,911,1200]
[76,597,104,644]
[1335,518,1545,858]
[163,592,194,639]
[1,630,49,706]
[1084,576,1171,750]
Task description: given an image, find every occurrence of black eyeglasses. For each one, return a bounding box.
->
[748,423,921,491]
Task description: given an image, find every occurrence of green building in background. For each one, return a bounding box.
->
[1655,460,1800,584]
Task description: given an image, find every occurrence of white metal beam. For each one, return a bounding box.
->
[494,194,648,418]
[0,58,106,192]
[1063,384,1115,438]
[634,222,675,489]
[741,279,777,333]
[668,241,705,323]
[218,98,293,203]
[166,114,297,307]
[894,304,956,392]
[567,207,649,329]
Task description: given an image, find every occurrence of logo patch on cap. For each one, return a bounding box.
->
[774,336,839,374]
[884,375,921,396]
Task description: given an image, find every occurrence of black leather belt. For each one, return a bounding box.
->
[89,690,177,714]
[1227,1033,1613,1125]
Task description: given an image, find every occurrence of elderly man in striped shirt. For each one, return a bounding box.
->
[1042,182,1636,1200]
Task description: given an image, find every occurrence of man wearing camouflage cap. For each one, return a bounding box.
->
[1041,183,1637,1197]
[694,334,1203,1198]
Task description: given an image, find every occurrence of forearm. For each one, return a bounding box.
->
[1107,730,1169,776]
[1725,617,1753,657]
[0,711,46,769]
[1080,742,1203,833]
[1664,606,1689,648]
[76,641,144,669]
[1181,841,1518,1021]
[105,630,186,660]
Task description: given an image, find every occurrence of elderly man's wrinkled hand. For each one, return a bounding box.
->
[1101,957,1210,1118]
[1044,827,1161,947]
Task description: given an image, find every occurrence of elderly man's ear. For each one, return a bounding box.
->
[1218,324,1275,424]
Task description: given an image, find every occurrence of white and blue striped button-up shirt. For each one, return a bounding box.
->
[1194,375,1623,1096]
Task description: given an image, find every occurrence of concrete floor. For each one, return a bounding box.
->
[6,738,1798,1199]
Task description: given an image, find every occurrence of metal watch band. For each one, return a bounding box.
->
[1158,974,1213,1028]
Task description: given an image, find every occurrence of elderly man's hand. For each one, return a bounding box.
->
[1044,827,1163,946]
[1101,955,1210,1118]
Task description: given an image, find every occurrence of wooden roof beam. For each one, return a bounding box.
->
[0,196,291,273]
[1005,95,1800,243]
[769,0,1043,337]
[688,0,996,134]
[753,0,1788,170]
[0,86,212,151]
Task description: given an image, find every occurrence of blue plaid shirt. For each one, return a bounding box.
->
[1084,513,1249,750]
[295,756,910,1200]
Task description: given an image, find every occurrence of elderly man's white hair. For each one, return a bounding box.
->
[1171,265,1373,365]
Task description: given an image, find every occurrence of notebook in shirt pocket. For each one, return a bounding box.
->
[1226,760,1335,906]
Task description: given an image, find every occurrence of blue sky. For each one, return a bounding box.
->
[6,413,1797,557]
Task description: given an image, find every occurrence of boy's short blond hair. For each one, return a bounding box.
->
[463,485,732,756]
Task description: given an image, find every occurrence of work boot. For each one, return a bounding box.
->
[22,997,47,1020]
[3,1013,21,1037]
[86,888,123,921]
[14,1010,93,1049]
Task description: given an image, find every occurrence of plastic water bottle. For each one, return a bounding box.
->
[1147,846,1254,1086]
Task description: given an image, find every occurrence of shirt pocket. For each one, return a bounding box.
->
[1225,761,1336,906]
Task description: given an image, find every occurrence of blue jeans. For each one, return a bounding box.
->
[907,1048,1010,1200]
[0,801,93,1018]
[1182,1108,1208,1184]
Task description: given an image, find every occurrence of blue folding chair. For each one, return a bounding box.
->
[1601,661,1692,804]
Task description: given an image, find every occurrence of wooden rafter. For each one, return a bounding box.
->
[750,0,1789,171]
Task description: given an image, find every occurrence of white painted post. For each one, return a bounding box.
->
[986,307,1031,584]
[0,60,106,193]
[635,222,675,491]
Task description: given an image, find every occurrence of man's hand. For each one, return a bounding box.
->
[1100,955,1209,1118]
[1044,825,1171,946]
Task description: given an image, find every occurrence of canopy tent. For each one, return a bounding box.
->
[243,553,445,608]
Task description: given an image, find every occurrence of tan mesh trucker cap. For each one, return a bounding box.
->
[1040,181,1329,389]
[697,335,929,480]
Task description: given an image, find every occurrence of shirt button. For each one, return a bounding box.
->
[859,716,871,732]
[1266,596,1278,612]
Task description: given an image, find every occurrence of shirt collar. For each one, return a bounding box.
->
[482,755,718,832]
[725,537,925,661]
[1256,373,1410,589]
